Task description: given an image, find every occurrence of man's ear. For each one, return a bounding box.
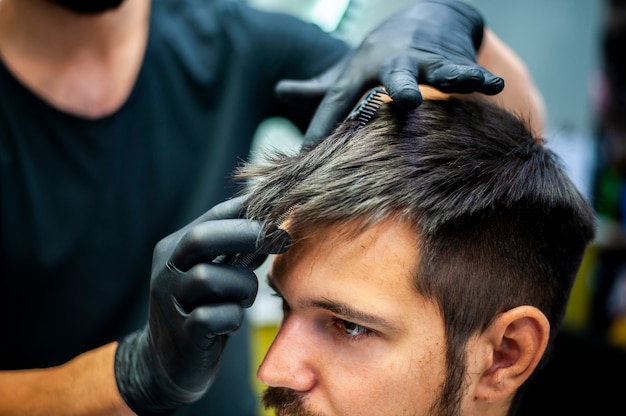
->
[472,306,550,403]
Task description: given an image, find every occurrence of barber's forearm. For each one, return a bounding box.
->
[475,28,546,136]
[0,342,134,416]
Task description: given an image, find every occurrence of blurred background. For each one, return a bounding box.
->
[236,1,626,414]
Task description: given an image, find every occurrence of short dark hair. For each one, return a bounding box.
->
[236,97,595,405]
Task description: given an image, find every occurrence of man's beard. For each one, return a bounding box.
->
[48,0,125,14]
[262,387,322,416]
[262,367,466,416]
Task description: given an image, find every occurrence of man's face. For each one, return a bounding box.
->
[258,218,461,416]
[48,0,125,14]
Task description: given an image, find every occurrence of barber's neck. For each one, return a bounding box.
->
[0,0,151,118]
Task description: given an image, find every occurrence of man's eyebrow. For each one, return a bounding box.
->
[310,298,400,332]
[267,275,399,332]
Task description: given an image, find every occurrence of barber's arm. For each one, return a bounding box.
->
[474,29,545,136]
[0,197,289,416]
[0,345,133,415]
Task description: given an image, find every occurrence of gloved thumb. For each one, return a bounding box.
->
[274,56,348,105]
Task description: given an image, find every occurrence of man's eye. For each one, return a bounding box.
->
[334,319,372,338]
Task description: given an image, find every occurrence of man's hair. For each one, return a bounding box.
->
[236,98,595,406]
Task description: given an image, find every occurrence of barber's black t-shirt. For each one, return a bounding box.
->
[0,1,347,414]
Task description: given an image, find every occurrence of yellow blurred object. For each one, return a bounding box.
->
[562,245,597,331]
[250,324,279,416]
[609,317,626,348]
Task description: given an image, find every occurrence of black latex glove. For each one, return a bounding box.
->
[276,0,505,146]
[114,197,290,415]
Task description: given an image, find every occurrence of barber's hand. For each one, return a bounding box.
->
[114,197,290,415]
[277,0,504,146]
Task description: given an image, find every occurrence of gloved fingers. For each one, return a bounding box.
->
[275,56,348,105]
[176,263,259,310]
[422,62,484,93]
[422,61,504,95]
[220,225,291,267]
[186,303,246,344]
[380,55,423,110]
[301,54,376,147]
[154,198,249,263]
[476,70,505,95]
[169,219,263,271]
[303,80,372,147]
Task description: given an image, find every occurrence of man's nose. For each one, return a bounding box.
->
[257,315,318,392]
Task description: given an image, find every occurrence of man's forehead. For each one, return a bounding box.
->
[279,215,417,248]
[269,216,422,297]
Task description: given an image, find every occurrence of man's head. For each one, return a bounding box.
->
[238,97,595,415]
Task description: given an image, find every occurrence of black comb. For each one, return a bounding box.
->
[345,87,389,128]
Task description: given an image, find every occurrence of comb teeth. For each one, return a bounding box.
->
[228,250,256,268]
[345,87,389,128]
